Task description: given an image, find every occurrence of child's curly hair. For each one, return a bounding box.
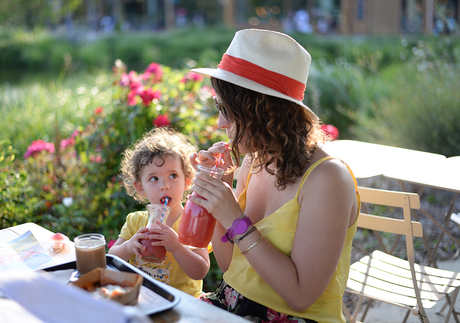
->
[120,127,197,203]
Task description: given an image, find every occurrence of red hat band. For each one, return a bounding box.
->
[218,54,306,101]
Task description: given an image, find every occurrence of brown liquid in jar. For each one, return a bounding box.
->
[75,240,107,275]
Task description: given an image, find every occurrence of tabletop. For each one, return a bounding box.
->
[322,139,447,181]
[323,139,460,192]
[0,223,250,323]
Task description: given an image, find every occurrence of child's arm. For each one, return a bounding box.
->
[108,227,150,261]
[148,222,210,280]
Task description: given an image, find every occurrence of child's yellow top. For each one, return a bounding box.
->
[119,211,209,298]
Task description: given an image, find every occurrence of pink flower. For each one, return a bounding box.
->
[152,114,171,128]
[107,239,116,249]
[198,295,213,304]
[180,72,204,83]
[71,129,81,138]
[145,63,162,74]
[127,90,138,106]
[120,73,129,87]
[144,63,163,82]
[90,154,102,163]
[120,71,137,87]
[139,88,161,106]
[321,124,339,140]
[129,80,144,93]
[261,309,298,323]
[222,287,237,307]
[60,137,75,150]
[24,140,55,158]
[94,106,103,115]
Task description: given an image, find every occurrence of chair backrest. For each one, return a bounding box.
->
[356,186,426,317]
[357,187,422,238]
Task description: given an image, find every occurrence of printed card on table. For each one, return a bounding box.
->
[0,230,54,273]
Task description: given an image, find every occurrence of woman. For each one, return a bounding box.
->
[189,29,360,323]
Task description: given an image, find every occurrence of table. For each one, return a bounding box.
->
[0,222,76,269]
[323,140,460,267]
[0,223,249,323]
[323,139,446,178]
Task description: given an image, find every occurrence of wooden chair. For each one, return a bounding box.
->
[344,187,460,323]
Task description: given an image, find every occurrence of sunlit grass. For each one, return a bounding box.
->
[0,69,113,155]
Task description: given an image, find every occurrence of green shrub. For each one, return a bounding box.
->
[0,141,37,228]
[354,36,460,156]
[305,59,366,137]
[78,40,112,69]
[49,42,77,71]
[0,70,113,155]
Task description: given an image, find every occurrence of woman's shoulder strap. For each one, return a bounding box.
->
[295,156,338,198]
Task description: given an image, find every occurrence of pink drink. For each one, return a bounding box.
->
[178,165,224,248]
[139,238,167,263]
[139,204,171,263]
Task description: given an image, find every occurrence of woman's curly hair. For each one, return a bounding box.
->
[211,77,325,190]
[120,127,197,203]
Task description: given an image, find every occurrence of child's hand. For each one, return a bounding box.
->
[130,227,150,259]
[146,222,181,253]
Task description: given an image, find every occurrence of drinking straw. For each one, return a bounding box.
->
[214,153,224,169]
[161,197,170,223]
[213,140,230,169]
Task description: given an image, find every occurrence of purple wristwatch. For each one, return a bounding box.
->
[221,215,253,242]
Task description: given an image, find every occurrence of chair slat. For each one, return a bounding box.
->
[358,213,423,237]
[351,260,460,290]
[346,279,437,309]
[348,268,451,301]
[369,251,460,281]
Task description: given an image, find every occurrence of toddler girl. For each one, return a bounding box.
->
[108,127,210,297]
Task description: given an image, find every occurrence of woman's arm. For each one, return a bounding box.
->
[208,156,250,272]
[192,159,358,311]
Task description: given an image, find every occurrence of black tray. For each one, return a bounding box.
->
[43,254,180,316]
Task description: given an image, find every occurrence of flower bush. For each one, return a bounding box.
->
[321,124,340,140]
[2,60,227,241]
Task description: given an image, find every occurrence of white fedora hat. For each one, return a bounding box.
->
[191,28,317,120]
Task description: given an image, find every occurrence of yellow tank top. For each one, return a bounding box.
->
[223,157,360,322]
[119,211,206,298]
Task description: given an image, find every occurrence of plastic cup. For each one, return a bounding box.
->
[139,204,172,263]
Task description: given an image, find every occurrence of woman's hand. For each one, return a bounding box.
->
[190,141,234,174]
[190,170,243,229]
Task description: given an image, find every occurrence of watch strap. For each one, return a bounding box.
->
[221,214,253,243]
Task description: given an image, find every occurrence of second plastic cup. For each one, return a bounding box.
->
[178,165,225,248]
[139,204,172,263]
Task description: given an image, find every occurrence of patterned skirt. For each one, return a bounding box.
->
[199,280,318,323]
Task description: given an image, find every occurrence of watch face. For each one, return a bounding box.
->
[234,217,251,234]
